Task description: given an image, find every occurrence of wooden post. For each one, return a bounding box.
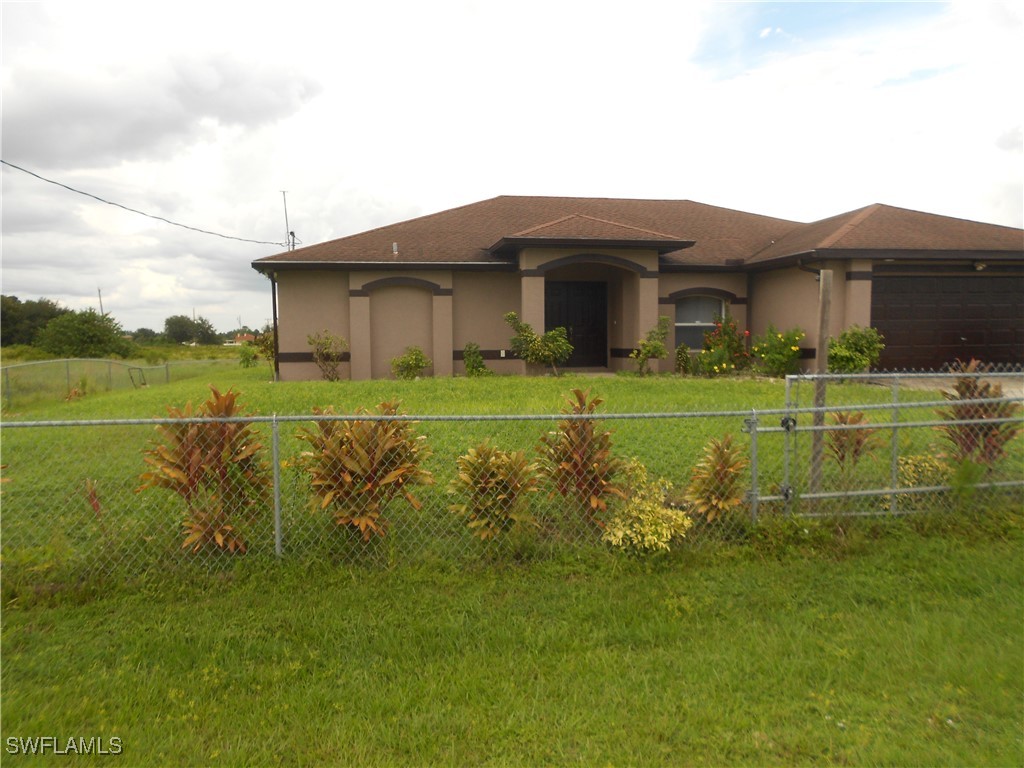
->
[810,269,832,495]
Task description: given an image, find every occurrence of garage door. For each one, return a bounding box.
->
[871,274,1024,370]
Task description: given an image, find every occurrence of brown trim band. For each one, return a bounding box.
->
[846,271,873,281]
[278,351,352,364]
[452,349,520,361]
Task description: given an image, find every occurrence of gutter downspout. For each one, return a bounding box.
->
[270,272,280,381]
[797,252,823,277]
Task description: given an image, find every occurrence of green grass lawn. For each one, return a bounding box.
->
[2,522,1022,766]
[2,369,1022,765]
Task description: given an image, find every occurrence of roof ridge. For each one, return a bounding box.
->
[511,212,684,240]
[816,204,882,248]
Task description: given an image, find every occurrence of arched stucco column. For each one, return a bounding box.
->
[637,275,661,371]
[845,259,873,328]
[432,292,453,377]
[519,274,545,374]
[349,287,372,381]
[520,275,545,329]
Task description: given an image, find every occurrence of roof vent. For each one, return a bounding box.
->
[392,242,399,256]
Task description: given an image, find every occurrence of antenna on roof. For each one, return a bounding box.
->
[282,191,294,251]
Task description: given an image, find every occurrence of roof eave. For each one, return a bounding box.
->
[251,260,518,274]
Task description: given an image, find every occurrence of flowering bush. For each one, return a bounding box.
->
[696,316,750,376]
[602,459,692,554]
[751,325,805,377]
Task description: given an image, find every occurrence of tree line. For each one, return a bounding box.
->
[1,295,255,358]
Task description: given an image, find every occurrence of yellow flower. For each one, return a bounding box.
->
[791,346,800,351]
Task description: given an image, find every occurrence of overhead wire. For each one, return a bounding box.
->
[1,159,288,247]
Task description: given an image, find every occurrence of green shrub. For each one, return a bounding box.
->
[36,309,136,359]
[462,342,493,377]
[602,459,693,554]
[391,346,432,380]
[138,386,272,554]
[629,316,670,376]
[294,402,433,540]
[449,441,541,540]
[696,316,751,376]
[751,324,805,377]
[828,325,884,373]
[504,312,573,376]
[307,329,348,381]
[238,344,259,369]
[883,455,947,512]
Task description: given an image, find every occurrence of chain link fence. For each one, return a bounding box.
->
[1,358,241,410]
[1,373,1021,591]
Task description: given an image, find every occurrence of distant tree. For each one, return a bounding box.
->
[35,309,136,358]
[131,327,162,344]
[1,295,70,346]
[163,314,220,345]
[191,316,220,345]
[164,315,196,344]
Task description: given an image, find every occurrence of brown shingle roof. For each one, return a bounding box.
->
[252,196,1023,273]
[490,214,695,255]
[748,203,1024,263]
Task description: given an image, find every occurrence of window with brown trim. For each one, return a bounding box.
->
[675,295,725,349]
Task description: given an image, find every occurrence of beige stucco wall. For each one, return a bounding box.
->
[749,262,874,367]
[451,271,522,375]
[368,285,434,379]
[275,270,350,382]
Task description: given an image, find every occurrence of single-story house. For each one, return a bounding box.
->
[251,196,1024,380]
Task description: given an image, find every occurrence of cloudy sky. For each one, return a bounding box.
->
[2,1,1021,334]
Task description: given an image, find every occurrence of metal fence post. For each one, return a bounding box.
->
[889,378,901,514]
[744,411,760,524]
[783,377,795,514]
[272,414,283,558]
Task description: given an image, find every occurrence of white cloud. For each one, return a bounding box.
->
[1,0,1020,333]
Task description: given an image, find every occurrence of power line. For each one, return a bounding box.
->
[1,159,288,247]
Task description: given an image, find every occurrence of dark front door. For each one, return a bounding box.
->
[545,281,608,367]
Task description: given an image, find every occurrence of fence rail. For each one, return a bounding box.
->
[0,358,240,409]
[2,373,1021,587]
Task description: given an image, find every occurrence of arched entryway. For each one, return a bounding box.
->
[528,253,659,370]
